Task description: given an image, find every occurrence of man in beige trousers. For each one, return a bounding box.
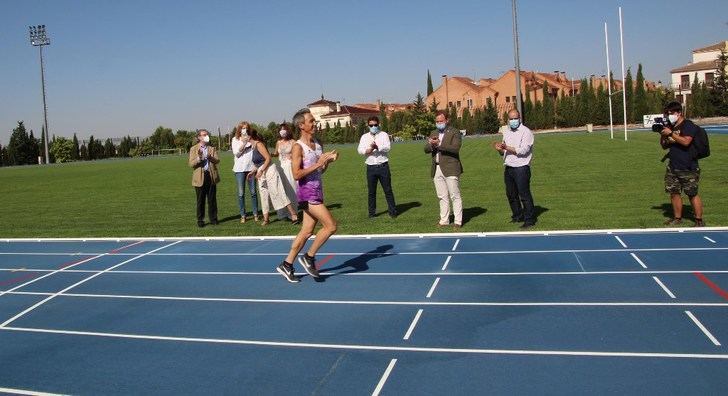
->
[424,111,463,229]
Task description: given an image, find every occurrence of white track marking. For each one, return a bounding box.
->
[630,253,648,269]
[402,309,423,340]
[372,359,397,396]
[5,291,728,307]
[652,276,676,299]
[440,256,452,271]
[0,253,107,299]
[614,236,627,248]
[452,239,460,251]
[704,236,716,243]
[426,278,441,298]
[0,241,181,328]
[0,387,64,396]
[685,311,721,346]
[3,326,728,360]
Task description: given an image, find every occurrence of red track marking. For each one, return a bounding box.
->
[0,241,143,289]
[110,240,145,253]
[315,254,335,270]
[694,272,728,301]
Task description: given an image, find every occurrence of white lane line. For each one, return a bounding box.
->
[372,359,397,396]
[451,239,460,251]
[6,269,728,277]
[704,236,716,243]
[6,291,728,307]
[403,309,423,340]
[426,278,441,298]
[4,246,728,256]
[685,311,721,346]
[652,276,676,299]
[0,241,182,328]
[0,253,107,299]
[614,236,627,248]
[0,387,64,396]
[630,253,648,269]
[441,255,452,271]
[4,326,728,360]
[572,252,586,272]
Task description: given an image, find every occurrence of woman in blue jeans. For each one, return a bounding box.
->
[231,122,259,222]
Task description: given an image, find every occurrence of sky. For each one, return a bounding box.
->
[1,0,727,144]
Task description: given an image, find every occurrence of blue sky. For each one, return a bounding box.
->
[1,0,726,144]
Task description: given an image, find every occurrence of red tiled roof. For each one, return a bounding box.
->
[693,41,728,53]
[671,60,719,74]
[307,98,337,106]
[320,105,378,118]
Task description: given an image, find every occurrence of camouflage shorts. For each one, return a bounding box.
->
[664,167,700,196]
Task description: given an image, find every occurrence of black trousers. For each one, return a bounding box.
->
[504,165,535,224]
[195,171,218,224]
[366,162,397,216]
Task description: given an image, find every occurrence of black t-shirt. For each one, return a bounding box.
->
[668,119,699,170]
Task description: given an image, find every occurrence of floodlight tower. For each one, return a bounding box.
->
[29,25,51,164]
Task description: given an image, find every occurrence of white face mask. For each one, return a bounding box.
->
[241,128,248,136]
[668,114,679,124]
[202,135,210,143]
[279,130,287,138]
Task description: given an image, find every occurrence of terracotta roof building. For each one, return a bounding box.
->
[670,40,728,106]
[306,96,378,128]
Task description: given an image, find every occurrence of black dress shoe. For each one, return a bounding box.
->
[197,222,205,228]
[510,217,524,223]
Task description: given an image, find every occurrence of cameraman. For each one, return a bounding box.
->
[659,101,704,227]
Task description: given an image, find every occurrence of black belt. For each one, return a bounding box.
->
[368,162,389,167]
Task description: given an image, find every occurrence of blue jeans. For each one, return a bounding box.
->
[235,172,258,217]
[504,165,535,224]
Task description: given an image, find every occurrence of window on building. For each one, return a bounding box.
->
[467,99,473,108]
[680,74,690,89]
[705,72,715,86]
[512,96,516,103]
[456,100,461,108]
[505,96,510,103]
[676,94,683,104]
[448,101,453,107]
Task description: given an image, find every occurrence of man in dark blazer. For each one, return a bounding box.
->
[188,129,220,227]
[424,110,463,229]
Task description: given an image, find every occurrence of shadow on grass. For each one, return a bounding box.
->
[217,215,241,224]
[534,205,549,221]
[326,203,343,211]
[314,244,394,282]
[373,201,422,217]
[651,203,694,221]
[462,207,487,225]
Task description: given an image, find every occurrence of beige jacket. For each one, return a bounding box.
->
[188,143,221,187]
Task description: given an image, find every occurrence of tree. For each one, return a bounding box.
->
[412,92,426,115]
[634,64,649,122]
[426,69,434,96]
[483,98,500,133]
[541,81,554,128]
[429,97,439,113]
[150,126,175,149]
[624,67,634,122]
[378,103,389,132]
[0,144,8,166]
[79,144,88,160]
[7,121,35,166]
[103,138,115,158]
[49,137,74,163]
[28,130,40,164]
[71,133,80,160]
[710,49,728,116]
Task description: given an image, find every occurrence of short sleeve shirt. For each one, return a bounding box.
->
[668,119,699,171]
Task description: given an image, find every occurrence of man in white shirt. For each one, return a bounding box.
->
[357,116,397,218]
[494,109,536,229]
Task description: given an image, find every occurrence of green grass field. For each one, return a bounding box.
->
[1,130,726,238]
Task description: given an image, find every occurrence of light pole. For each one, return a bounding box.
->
[441,74,449,111]
[29,25,51,164]
[511,0,523,116]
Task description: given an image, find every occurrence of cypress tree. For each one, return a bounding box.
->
[710,50,728,115]
[624,67,634,123]
[634,64,648,123]
[71,133,80,160]
[427,70,434,96]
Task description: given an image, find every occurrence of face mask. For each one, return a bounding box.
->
[436,122,447,131]
[369,126,380,134]
[202,135,210,143]
[508,119,521,130]
[668,114,679,124]
[241,128,248,136]
[279,130,287,138]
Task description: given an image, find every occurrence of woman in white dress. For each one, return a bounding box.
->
[247,128,299,226]
[272,123,298,220]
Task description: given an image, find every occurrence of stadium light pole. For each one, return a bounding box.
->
[604,22,615,140]
[618,7,628,141]
[29,25,51,164]
[511,0,523,116]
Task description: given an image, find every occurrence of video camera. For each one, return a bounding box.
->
[651,116,672,132]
